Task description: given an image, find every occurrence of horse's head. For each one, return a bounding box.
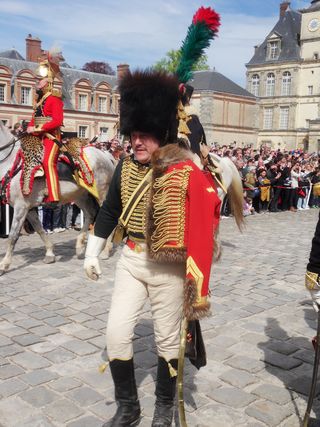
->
[0,122,20,175]
[0,122,14,146]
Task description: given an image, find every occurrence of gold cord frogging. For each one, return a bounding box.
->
[151,166,192,252]
[121,158,150,236]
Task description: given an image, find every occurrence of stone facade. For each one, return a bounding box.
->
[190,71,258,147]
[246,1,320,152]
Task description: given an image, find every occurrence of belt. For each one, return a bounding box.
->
[126,238,145,253]
[34,116,51,126]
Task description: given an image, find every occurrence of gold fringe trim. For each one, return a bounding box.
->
[184,277,211,320]
[98,362,109,373]
[150,166,192,253]
[306,271,320,290]
[168,362,178,378]
[120,158,150,236]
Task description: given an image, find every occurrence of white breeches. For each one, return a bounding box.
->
[106,244,185,361]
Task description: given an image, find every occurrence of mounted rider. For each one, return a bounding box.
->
[27,50,63,203]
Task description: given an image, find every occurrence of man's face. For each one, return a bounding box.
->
[131,131,160,164]
[36,79,49,91]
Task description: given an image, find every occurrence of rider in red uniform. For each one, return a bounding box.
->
[27,53,63,202]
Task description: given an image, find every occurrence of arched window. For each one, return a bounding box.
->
[266,73,275,96]
[281,72,291,96]
[251,74,260,97]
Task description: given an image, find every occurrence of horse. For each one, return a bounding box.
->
[208,152,244,259]
[0,123,115,276]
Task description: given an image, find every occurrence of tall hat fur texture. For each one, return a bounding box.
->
[119,69,180,146]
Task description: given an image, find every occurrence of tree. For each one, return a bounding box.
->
[82,61,115,75]
[153,49,210,74]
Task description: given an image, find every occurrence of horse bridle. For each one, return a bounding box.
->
[0,133,26,163]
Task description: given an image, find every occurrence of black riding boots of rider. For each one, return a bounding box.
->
[102,359,141,427]
[151,357,178,427]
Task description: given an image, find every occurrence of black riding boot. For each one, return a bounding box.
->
[151,357,178,427]
[102,359,141,427]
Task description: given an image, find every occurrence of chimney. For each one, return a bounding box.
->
[25,34,42,62]
[117,64,130,82]
[280,2,290,17]
[254,45,259,54]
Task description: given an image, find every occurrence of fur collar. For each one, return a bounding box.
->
[151,143,193,176]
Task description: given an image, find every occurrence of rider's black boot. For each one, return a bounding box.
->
[102,359,141,427]
[151,357,178,427]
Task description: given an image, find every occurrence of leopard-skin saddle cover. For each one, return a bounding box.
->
[11,135,94,196]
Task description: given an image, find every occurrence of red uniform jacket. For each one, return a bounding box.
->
[29,94,63,134]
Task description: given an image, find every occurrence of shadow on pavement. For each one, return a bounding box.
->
[258,315,320,426]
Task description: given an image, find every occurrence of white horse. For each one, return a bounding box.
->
[208,152,244,259]
[0,123,115,275]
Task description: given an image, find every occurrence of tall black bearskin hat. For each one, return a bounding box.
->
[119,69,180,146]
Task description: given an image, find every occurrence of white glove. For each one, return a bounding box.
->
[84,233,106,281]
[305,271,320,312]
[309,290,320,312]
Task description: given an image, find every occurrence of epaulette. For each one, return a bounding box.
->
[51,88,62,98]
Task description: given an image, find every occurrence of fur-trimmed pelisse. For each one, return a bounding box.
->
[119,69,180,145]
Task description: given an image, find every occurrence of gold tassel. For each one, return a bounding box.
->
[112,224,125,244]
[177,100,191,136]
[178,119,191,135]
[99,362,109,374]
[168,362,177,378]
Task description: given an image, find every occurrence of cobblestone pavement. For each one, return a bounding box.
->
[0,210,320,427]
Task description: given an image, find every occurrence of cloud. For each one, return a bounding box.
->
[207,13,277,85]
[0,1,28,14]
[0,0,308,86]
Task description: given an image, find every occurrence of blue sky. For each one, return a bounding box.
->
[0,0,310,86]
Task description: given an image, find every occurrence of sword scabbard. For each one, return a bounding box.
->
[178,317,189,427]
[303,307,320,427]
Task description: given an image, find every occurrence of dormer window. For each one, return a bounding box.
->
[78,94,88,111]
[268,41,280,59]
[266,34,281,60]
[21,86,32,105]
[0,84,5,102]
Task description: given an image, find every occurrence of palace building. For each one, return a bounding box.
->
[0,35,259,148]
[246,0,320,152]
[0,35,122,141]
[190,70,258,147]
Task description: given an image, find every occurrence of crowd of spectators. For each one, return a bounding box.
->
[7,121,320,224]
[210,144,320,217]
[95,137,320,217]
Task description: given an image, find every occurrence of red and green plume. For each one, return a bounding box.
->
[176,6,221,84]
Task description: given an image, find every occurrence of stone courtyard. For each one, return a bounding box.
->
[0,210,319,427]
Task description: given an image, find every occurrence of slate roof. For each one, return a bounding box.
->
[0,49,25,60]
[304,0,320,12]
[247,9,302,66]
[190,70,255,99]
[0,53,118,111]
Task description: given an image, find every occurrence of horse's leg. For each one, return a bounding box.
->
[100,234,113,260]
[26,209,55,264]
[74,194,99,259]
[0,204,28,275]
[213,225,222,262]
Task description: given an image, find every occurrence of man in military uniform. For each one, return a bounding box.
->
[180,83,208,161]
[27,53,63,202]
[84,69,221,427]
